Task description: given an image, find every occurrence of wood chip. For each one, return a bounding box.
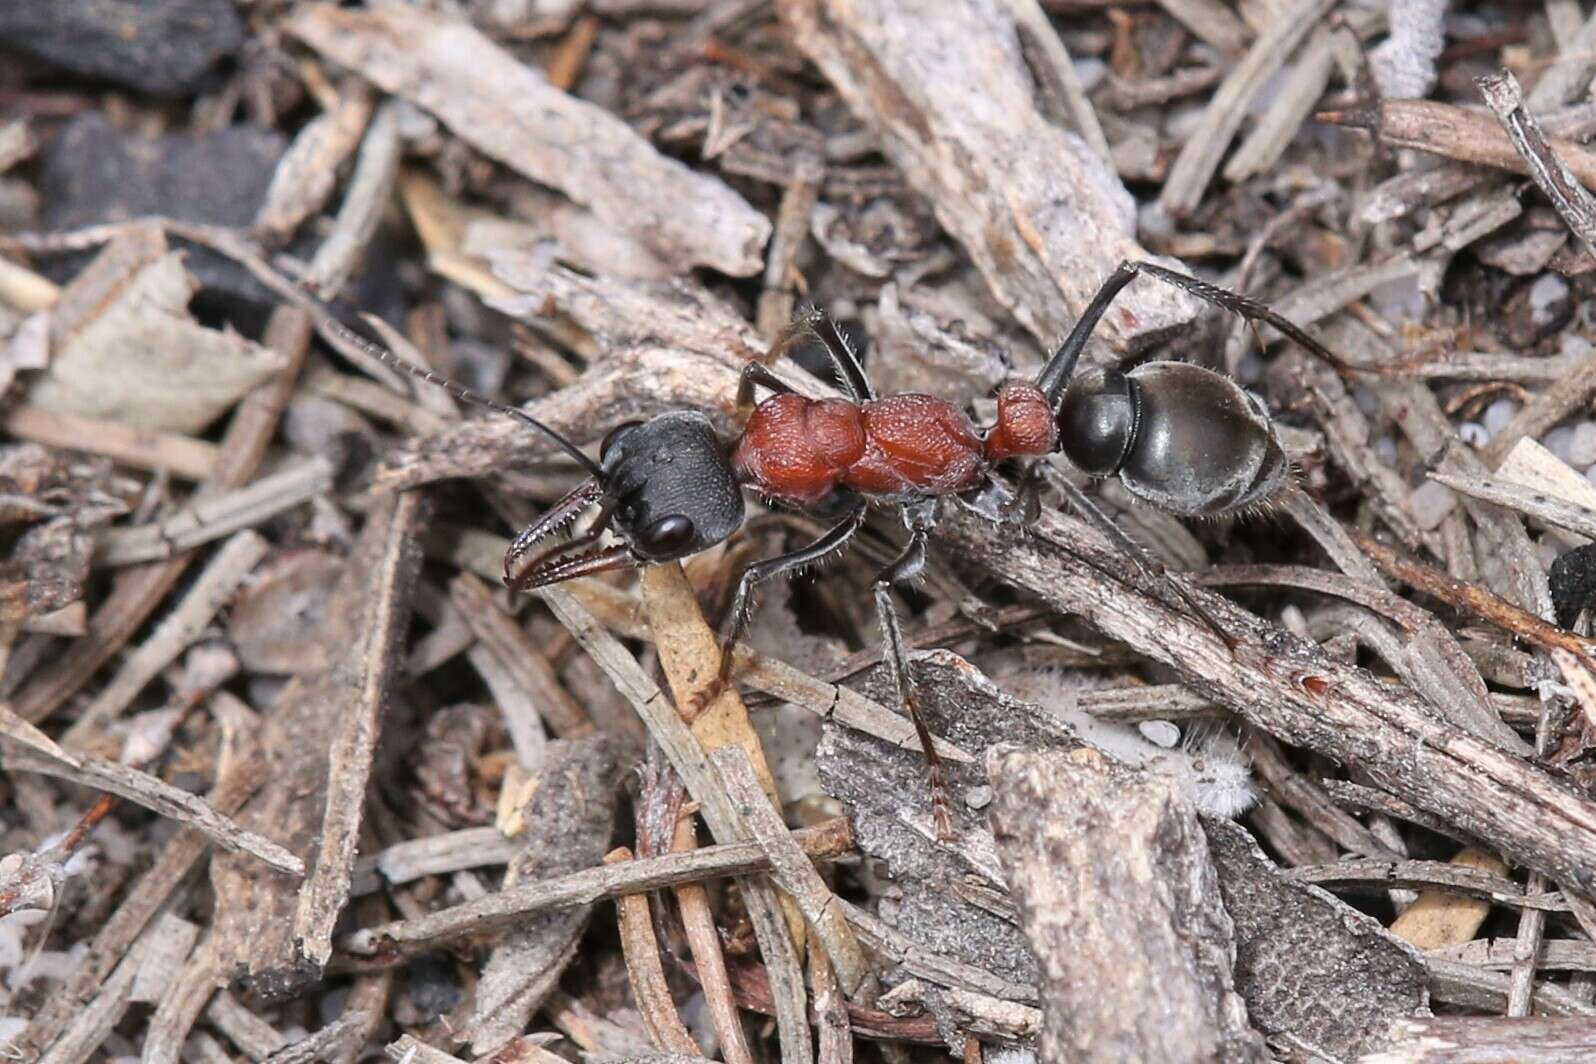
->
[780,0,1197,351]
[285,3,771,275]
[989,746,1269,1063]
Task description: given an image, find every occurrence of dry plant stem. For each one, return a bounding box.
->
[1291,859,1567,912]
[756,169,821,340]
[450,572,592,737]
[1000,0,1112,166]
[305,98,401,294]
[1427,956,1596,1018]
[1348,530,1596,671]
[12,305,311,724]
[95,458,334,567]
[671,816,756,1064]
[536,585,814,1064]
[936,507,1596,891]
[1198,559,1515,750]
[1245,732,1401,859]
[254,78,375,240]
[1375,1016,1596,1063]
[62,530,268,747]
[340,829,855,974]
[40,914,200,1064]
[1323,98,1596,187]
[1154,0,1247,54]
[607,847,702,1057]
[0,405,218,480]
[988,747,1268,1063]
[0,739,300,874]
[1222,24,1334,183]
[1157,0,1335,216]
[1428,469,1596,543]
[387,1036,468,1064]
[714,746,876,1000]
[1481,337,1596,468]
[16,711,265,1059]
[809,938,853,1064]
[779,0,1196,350]
[208,491,425,998]
[205,991,287,1058]
[351,826,522,895]
[466,736,618,1053]
[527,569,971,765]
[284,4,768,274]
[1477,69,1596,253]
[637,562,806,952]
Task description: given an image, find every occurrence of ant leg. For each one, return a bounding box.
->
[1035,260,1144,404]
[1035,259,1355,408]
[803,309,875,403]
[1041,466,1238,651]
[871,509,956,840]
[1124,261,1354,378]
[735,361,798,426]
[690,505,869,714]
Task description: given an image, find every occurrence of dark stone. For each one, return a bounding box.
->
[0,0,243,97]
[1551,542,1596,629]
[41,113,285,307]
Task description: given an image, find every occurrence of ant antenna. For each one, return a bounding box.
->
[315,311,605,478]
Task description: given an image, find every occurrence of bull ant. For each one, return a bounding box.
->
[321,260,1345,838]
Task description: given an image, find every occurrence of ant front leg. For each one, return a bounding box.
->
[872,500,956,841]
[689,505,868,715]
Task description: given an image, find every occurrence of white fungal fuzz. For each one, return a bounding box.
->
[986,659,1258,818]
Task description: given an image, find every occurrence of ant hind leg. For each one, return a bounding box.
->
[872,507,956,841]
[1042,466,1239,652]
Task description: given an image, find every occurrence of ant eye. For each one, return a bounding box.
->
[635,514,696,559]
[600,421,642,460]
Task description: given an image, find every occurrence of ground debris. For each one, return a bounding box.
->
[8,1,1596,1059]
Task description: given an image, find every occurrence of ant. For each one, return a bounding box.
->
[318,260,1345,839]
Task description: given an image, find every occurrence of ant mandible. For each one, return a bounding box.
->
[320,260,1346,839]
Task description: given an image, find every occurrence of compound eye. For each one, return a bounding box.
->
[600,421,642,460]
[635,514,696,559]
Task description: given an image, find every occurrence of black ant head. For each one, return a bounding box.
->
[301,312,746,592]
[507,411,745,589]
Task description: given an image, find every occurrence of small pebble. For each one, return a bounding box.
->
[1570,423,1596,467]
[1373,434,1398,465]
[1353,386,1381,417]
[1563,332,1594,359]
[963,784,993,811]
[1410,480,1458,531]
[1530,273,1571,329]
[1544,425,1576,463]
[1138,720,1181,749]
[1458,422,1489,448]
[1483,398,1519,436]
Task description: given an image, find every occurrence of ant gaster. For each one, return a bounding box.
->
[321,260,1346,839]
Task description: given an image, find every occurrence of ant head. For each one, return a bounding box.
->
[507,411,745,589]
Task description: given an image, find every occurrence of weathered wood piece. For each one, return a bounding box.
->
[935,505,1596,893]
[779,0,1197,351]
[208,490,425,1000]
[1372,1016,1596,1062]
[988,746,1268,1064]
[1204,818,1427,1060]
[466,735,620,1055]
[285,3,770,276]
